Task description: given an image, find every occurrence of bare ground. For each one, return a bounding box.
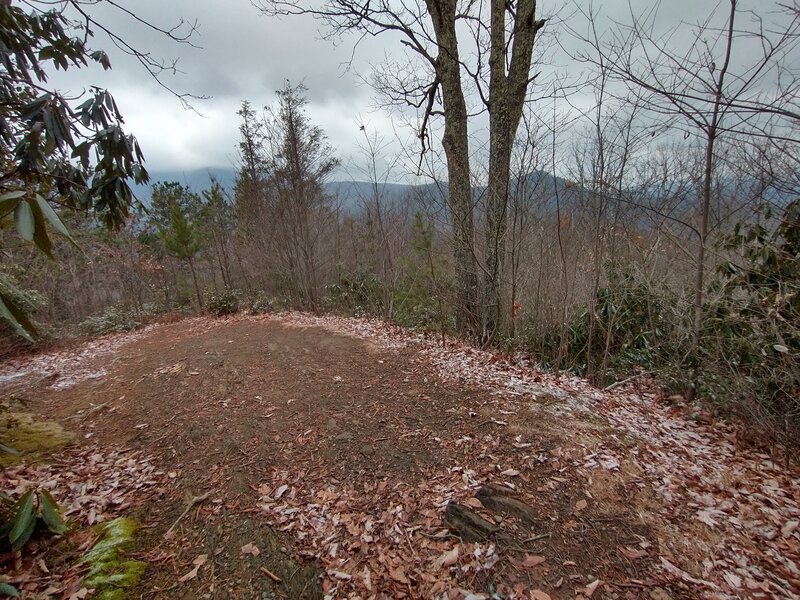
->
[1,313,798,599]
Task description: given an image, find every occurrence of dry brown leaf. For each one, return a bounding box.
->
[362,567,372,591]
[530,591,552,600]
[781,520,799,538]
[330,570,352,580]
[619,546,647,560]
[584,579,602,597]
[520,554,546,568]
[575,499,588,511]
[389,565,410,584]
[435,546,459,568]
[178,554,208,583]
[241,542,260,556]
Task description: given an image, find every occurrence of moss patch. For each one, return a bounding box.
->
[81,517,145,599]
[532,393,564,406]
[0,411,74,467]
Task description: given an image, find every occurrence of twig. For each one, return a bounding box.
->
[164,492,210,539]
[65,403,108,421]
[260,566,282,582]
[522,532,551,543]
[605,372,652,391]
[419,530,458,540]
[608,581,654,589]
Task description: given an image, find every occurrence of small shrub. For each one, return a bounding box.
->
[247,291,275,315]
[0,489,68,552]
[79,306,141,336]
[323,271,386,316]
[207,288,241,317]
[0,270,47,315]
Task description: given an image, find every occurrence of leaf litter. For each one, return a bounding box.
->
[0,445,163,596]
[270,312,800,598]
[0,311,797,598]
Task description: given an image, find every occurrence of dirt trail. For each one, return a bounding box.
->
[1,314,798,599]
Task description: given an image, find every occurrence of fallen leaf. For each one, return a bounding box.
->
[722,571,742,589]
[782,520,798,538]
[330,570,351,580]
[584,579,602,597]
[520,554,546,568]
[619,546,647,560]
[575,499,587,511]
[179,554,208,583]
[501,468,521,477]
[435,545,459,568]
[241,542,260,556]
[530,591,552,600]
[389,565,410,584]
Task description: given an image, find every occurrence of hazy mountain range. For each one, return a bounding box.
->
[134,166,794,220]
[132,166,569,213]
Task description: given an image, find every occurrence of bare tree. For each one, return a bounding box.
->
[255,0,546,342]
[577,0,800,397]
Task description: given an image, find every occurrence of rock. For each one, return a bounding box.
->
[335,432,353,441]
[361,445,374,456]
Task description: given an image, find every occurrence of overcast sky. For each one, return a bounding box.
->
[47,0,795,180]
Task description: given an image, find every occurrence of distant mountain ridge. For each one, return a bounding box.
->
[133,167,428,213]
[133,167,238,198]
[133,166,793,223]
[134,167,569,211]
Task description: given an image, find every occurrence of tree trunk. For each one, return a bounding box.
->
[483,0,545,344]
[427,0,479,337]
[687,0,736,402]
[188,257,204,312]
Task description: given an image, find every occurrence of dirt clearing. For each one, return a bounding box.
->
[1,313,798,599]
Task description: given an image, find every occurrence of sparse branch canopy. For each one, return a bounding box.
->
[255,0,547,341]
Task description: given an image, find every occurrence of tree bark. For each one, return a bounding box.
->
[427,0,479,336]
[188,256,204,312]
[483,0,545,344]
[687,0,736,401]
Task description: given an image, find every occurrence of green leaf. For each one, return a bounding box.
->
[29,198,53,258]
[8,491,35,549]
[39,490,68,535]
[0,582,20,598]
[13,201,35,241]
[0,191,26,201]
[0,443,19,455]
[0,198,21,220]
[0,292,37,341]
[34,194,77,247]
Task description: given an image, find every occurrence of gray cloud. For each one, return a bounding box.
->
[45,0,798,175]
